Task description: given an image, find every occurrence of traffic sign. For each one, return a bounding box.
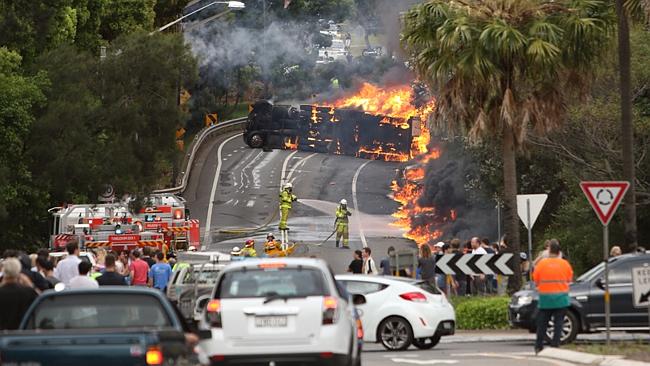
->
[580,181,630,226]
[516,194,548,230]
[632,265,650,308]
[435,253,514,276]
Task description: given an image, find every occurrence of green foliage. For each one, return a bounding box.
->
[452,296,511,330]
[0,47,50,249]
[99,0,156,41]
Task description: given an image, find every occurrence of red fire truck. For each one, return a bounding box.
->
[134,194,201,251]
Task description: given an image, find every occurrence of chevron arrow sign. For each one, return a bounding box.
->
[435,253,514,276]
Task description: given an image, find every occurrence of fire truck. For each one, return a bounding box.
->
[48,194,200,252]
[134,194,201,252]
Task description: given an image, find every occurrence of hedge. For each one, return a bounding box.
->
[451,296,511,330]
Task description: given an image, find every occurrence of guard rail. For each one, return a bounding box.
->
[154,117,247,194]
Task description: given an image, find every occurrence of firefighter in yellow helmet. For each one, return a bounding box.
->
[335,199,352,248]
[241,239,257,257]
[279,183,297,231]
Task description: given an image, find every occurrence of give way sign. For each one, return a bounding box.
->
[580,181,630,226]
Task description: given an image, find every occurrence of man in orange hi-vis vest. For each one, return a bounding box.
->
[532,239,573,354]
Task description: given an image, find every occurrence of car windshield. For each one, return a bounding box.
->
[194,269,221,284]
[217,268,328,298]
[25,294,171,330]
[576,262,605,282]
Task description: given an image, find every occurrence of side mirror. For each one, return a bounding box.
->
[595,278,605,289]
[352,294,366,305]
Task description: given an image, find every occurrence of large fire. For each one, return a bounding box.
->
[327,82,444,246]
[325,82,435,160]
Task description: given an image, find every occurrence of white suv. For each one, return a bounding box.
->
[198,258,363,366]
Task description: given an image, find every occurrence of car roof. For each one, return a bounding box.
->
[41,286,165,297]
[222,257,329,271]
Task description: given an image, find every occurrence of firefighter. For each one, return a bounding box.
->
[230,246,242,257]
[241,239,257,257]
[279,183,297,231]
[335,199,352,248]
[264,233,280,253]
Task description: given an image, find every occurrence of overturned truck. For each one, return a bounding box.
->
[244,100,422,161]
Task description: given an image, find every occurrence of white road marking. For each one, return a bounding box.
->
[246,200,255,207]
[204,133,242,244]
[390,359,458,365]
[280,150,299,185]
[286,153,317,184]
[352,160,372,248]
[449,353,575,366]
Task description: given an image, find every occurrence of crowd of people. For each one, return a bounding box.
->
[0,240,174,330]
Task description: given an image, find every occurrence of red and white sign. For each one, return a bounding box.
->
[580,181,630,226]
[108,234,140,243]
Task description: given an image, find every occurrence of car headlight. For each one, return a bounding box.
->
[517,295,533,306]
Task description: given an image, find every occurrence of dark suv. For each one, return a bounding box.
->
[509,252,650,343]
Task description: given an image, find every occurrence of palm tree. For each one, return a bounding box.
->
[616,0,648,251]
[402,0,613,292]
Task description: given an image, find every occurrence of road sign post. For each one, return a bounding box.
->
[631,265,650,336]
[580,181,630,346]
[517,194,548,274]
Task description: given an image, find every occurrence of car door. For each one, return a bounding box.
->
[339,280,388,342]
[588,257,649,328]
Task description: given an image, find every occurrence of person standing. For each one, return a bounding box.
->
[54,241,81,285]
[97,254,126,286]
[533,241,573,354]
[279,183,297,231]
[149,252,172,291]
[68,261,99,289]
[470,237,487,295]
[334,199,352,248]
[347,250,363,274]
[0,258,38,330]
[418,245,436,284]
[129,250,149,286]
[361,247,378,275]
[37,258,60,288]
[380,247,395,276]
[141,247,156,268]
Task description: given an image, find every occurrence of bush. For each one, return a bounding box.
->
[452,296,511,330]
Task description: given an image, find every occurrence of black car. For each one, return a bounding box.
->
[509,252,650,344]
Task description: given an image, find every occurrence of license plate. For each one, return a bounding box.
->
[255,316,288,327]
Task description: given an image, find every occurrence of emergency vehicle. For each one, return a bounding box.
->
[48,194,200,252]
[134,194,201,252]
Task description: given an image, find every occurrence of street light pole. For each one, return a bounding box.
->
[153,1,245,34]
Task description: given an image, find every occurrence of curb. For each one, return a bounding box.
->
[539,348,649,366]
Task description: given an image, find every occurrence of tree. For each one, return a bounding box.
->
[0,47,49,250]
[615,0,649,251]
[402,0,613,292]
[99,0,156,41]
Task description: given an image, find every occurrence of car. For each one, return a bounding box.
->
[175,263,227,321]
[509,252,650,344]
[198,258,364,365]
[361,47,383,57]
[0,287,197,366]
[167,251,230,305]
[336,275,456,351]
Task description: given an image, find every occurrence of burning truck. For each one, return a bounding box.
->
[243,82,433,161]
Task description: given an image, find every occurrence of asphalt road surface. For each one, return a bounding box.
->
[183,131,417,272]
[360,341,575,366]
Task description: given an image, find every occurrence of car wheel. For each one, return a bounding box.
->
[378,316,413,351]
[248,133,264,148]
[544,311,579,345]
[412,334,441,350]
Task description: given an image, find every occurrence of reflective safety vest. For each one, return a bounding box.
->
[280,190,297,209]
[533,257,573,294]
[335,206,350,224]
[241,247,257,257]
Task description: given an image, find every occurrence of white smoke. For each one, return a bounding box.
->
[186,21,314,75]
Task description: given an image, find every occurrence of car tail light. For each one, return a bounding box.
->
[320,352,334,359]
[322,296,338,325]
[146,347,163,365]
[399,292,427,302]
[206,299,222,328]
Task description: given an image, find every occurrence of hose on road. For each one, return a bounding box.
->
[212,209,279,234]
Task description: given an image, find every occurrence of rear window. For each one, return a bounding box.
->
[25,294,171,330]
[217,268,329,298]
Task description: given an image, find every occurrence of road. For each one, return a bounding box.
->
[183,130,416,272]
[360,341,572,366]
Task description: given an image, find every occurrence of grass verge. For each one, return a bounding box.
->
[565,341,650,362]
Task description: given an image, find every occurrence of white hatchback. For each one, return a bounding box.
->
[336,275,456,351]
[198,258,363,365]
